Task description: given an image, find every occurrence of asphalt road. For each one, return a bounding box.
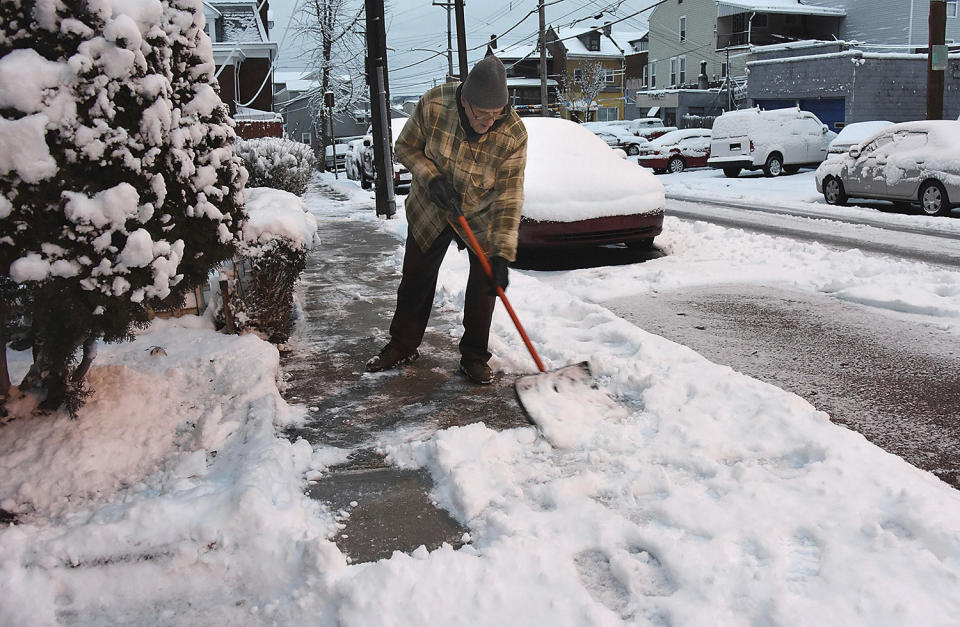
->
[601,197,960,489]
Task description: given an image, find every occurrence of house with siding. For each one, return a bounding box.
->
[545,24,629,122]
[203,1,280,137]
[639,0,960,128]
[485,43,562,117]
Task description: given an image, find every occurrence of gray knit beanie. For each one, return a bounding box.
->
[462,55,508,109]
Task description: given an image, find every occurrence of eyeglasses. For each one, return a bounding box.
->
[466,101,508,124]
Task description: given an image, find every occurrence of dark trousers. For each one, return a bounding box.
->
[388,227,496,363]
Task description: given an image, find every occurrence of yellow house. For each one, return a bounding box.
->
[546,24,631,122]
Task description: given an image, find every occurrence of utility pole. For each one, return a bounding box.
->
[538,0,548,116]
[433,1,455,81]
[927,0,947,120]
[364,0,396,218]
[725,47,732,111]
[455,0,468,80]
[325,91,337,179]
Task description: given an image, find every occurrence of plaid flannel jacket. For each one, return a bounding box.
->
[395,83,528,262]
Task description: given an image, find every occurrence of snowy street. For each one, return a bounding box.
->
[3,171,960,624]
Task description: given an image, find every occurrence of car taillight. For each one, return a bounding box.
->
[749,140,755,153]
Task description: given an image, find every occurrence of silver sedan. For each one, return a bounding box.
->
[815,120,960,216]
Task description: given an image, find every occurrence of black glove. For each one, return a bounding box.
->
[428,175,459,214]
[489,256,509,295]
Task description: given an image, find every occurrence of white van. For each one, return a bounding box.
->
[707,107,836,177]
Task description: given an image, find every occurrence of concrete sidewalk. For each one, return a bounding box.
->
[281,179,529,563]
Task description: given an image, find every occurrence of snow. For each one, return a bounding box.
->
[2,172,960,623]
[828,120,894,154]
[0,48,67,113]
[522,117,664,222]
[0,114,58,183]
[242,187,319,249]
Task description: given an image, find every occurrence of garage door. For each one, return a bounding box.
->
[799,98,845,132]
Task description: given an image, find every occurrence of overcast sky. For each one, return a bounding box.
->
[268,0,655,98]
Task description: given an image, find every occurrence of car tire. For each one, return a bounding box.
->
[722,167,740,178]
[668,157,685,174]
[823,176,847,206]
[627,144,640,156]
[625,237,655,250]
[919,180,950,216]
[784,165,800,175]
[763,153,784,177]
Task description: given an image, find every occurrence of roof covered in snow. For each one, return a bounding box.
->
[717,0,846,17]
[209,1,267,43]
[551,25,626,58]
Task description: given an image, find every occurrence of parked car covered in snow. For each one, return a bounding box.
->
[520,117,665,250]
[588,126,649,156]
[636,128,713,173]
[358,118,412,191]
[708,107,836,177]
[815,120,960,216]
[343,138,367,181]
[827,120,894,158]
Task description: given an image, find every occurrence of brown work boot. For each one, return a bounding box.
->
[458,358,493,385]
[366,342,419,372]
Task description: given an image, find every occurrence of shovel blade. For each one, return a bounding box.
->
[514,362,623,448]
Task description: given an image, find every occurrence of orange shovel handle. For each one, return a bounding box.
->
[455,214,546,373]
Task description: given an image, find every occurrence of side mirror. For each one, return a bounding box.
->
[848,146,860,159]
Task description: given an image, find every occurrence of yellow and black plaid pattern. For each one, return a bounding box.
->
[395,83,528,262]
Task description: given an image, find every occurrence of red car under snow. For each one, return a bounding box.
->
[636,128,713,174]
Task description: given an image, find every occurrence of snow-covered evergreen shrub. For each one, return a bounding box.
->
[0,0,247,412]
[235,137,316,196]
[227,187,318,342]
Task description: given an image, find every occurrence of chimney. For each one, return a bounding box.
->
[602,21,611,37]
[489,34,497,50]
[698,61,709,89]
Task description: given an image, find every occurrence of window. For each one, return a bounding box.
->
[603,68,616,84]
[679,16,686,42]
[642,64,648,88]
[670,58,677,86]
[573,67,583,83]
[721,62,727,78]
[301,132,312,144]
[650,61,656,88]
[948,1,958,18]
[597,107,619,122]
[679,56,686,85]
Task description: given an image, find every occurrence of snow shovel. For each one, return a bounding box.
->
[452,209,617,443]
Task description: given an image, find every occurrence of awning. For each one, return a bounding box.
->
[717,1,846,18]
[646,106,661,117]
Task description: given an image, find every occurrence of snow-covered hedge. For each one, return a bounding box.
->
[236,137,316,196]
[0,0,247,412]
[227,188,318,342]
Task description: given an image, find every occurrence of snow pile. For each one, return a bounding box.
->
[0,322,343,625]
[236,137,317,196]
[242,187,319,250]
[522,117,665,222]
